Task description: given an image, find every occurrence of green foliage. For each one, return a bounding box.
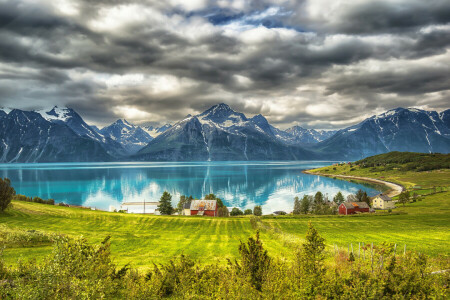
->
[217,206,229,217]
[0,178,15,212]
[300,195,311,214]
[237,231,271,291]
[356,189,370,206]
[356,151,450,172]
[314,191,324,205]
[176,195,193,214]
[333,191,345,205]
[398,191,410,206]
[253,205,262,216]
[158,191,173,215]
[293,196,301,215]
[13,194,55,205]
[244,209,253,215]
[230,207,243,216]
[0,227,448,299]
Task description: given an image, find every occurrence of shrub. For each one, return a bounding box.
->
[0,178,15,211]
[236,231,271,291]
[230,207,243,216]
[244,209,253,215]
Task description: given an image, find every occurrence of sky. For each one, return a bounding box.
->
[0,0,449,129]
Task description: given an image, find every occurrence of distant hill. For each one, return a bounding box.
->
[356,151,450,171]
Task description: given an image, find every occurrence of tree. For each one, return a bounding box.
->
[356,189,370,205]
[300,195,311,214]
[244,209,252,215]
[314,191,324,205]
[0,178,15,212]
[361,191,370,206]
[177,195,193,214]
[230,207,243,216]
[218,206,229,217]
[398,191,410,206]
[253,205,262,216]
[293,196,301,215]
[238,231,271,291]
[296,222,326,296]
[333,191,345,205]
[158,191,173,215]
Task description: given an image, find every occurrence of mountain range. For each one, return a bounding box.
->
[0,104,449,162]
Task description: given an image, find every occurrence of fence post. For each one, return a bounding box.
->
[351,243,353,254]
[404,244,406,255]
[394,244,397,257]
[358,242,361,258]
[371,242,374,273]
[363,242,366,260]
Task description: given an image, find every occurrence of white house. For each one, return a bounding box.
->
[372,194,395,209]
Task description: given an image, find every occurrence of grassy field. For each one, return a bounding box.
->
[1,159,449,270]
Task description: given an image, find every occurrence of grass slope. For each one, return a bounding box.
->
[1,152,449,269]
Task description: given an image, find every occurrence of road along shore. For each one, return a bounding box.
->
[303,170,404,198]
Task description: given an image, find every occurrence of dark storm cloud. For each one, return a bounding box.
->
[0,0,449,128]
[328,0,450,34]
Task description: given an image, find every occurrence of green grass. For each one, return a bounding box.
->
[0,202,292,270]
[1,159,449,269]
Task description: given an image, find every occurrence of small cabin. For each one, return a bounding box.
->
[371,194,395,210]
[339,202,370,215]
[189,200,218,216]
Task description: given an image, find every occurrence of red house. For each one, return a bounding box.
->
[189,200,218,216]
[339,202,370,215]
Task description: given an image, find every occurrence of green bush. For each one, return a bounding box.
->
[0,227,448,299]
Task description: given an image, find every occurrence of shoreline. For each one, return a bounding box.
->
[303,170,404,198]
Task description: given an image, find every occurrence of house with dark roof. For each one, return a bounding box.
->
[339,202,370,215]
[372,194,395,209]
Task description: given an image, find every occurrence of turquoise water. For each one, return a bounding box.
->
[0,161,381,213]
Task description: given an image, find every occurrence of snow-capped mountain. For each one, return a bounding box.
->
[36,106,104,142]
[135,104,318,161]
[142,124,172,138]
[1,105,449,162]
[100,119,152,154]
[284,126,337,144]
[0,109,111,162]
[315,107,450,159]
[35,106,127,158]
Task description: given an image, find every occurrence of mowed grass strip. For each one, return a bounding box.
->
[0,202,291,270]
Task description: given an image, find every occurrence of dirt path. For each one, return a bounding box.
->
[303,170,404,198]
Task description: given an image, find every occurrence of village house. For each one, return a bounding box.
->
[371,194,395,210]
[339,202,370,215]
[189,200,218,216]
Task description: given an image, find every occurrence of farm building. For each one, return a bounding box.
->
[182,202,191,215]
[189,200,218,216]
[371,194,395,209]
[339,202,370,215]
[120,202,160,214]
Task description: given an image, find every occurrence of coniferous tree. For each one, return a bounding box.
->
[333,191,345,205]
[300,195,311,214]
[238,231,271,291]
[158,191,173,215]
[293,196,301,215]
[0,178,15,212]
